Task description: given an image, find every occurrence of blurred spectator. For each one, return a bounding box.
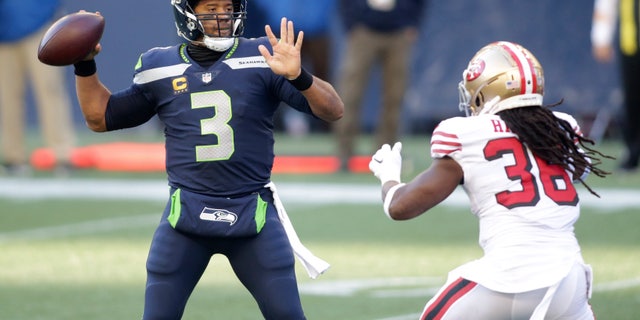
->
[334,0,426,170]
[0,0,76,176]
[251,0,337,136]
[592,0,640,171]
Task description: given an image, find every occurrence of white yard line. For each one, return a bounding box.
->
[0,178,639,208]
[375,313,423,320]
[0,178,636,243]
[0,213,158,243]
[593,277,640,292]
[299,277,640,298]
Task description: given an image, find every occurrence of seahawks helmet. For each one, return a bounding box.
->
[171,0,247,51]
[458,41,544,116]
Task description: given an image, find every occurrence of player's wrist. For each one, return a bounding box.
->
[378,172,401,186]
[383,183,405,219]
[287,67,313,91]
[74,59,97,77]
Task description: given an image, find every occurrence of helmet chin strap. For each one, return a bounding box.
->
[203,36,234,51]
[479,94,544,115]
[478,97,501,115]
[200,19,241,51]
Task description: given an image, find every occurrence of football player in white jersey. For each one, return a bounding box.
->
[369,41,611,320]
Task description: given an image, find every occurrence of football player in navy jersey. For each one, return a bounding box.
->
[72,0,343,319]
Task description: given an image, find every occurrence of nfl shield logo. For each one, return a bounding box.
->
[202,72,212,84]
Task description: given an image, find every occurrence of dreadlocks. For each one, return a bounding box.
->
[497,100,613,197]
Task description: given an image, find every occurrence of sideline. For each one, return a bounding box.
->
[0,177,639,208]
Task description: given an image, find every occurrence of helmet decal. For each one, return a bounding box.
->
[466,59,485,81]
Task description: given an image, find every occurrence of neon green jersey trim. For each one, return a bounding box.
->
[167,189,182,228]
[255,194,267,233]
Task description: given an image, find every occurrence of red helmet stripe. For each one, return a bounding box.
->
[525,52,538,93]
[498,42,537,94]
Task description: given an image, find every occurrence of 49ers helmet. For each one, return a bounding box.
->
[171,0,247,51]
[458,41,545,116]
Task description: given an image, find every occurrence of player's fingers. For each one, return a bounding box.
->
[392,142,402,153]
[279,17,287,43]
[372,145,388,161]
[264,24,277,46]
[83,43,102,60]
[295,31,304,50]
[287,20,295,44]
[258,44,271,60]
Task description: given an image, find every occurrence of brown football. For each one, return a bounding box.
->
[37,12,105,66]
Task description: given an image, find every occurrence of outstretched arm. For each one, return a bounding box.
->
[258,17,344,122]
[370,143,463,220]
[75,55,110,132]
[384,157,463,220]
[70,11,110,132]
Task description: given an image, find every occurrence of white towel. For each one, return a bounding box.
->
[530,260,592,320]
[265,182,330,279]
[529,281,559,320]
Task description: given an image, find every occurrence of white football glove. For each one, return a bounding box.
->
[369,142,402,185]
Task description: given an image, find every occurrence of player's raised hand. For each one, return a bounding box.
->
[369,142,403,185]
[258,17,303,80]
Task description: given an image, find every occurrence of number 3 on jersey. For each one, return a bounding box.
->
[484,137,578,208]
[191,90,235,162]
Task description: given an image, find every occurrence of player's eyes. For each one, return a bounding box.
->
[207,5,232,12]
[199,13,231,20]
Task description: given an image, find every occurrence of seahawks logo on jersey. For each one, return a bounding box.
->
[199,207,238,225]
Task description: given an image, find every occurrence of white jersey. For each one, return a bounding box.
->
[430,111,586,293]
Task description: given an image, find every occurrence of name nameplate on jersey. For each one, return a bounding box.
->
[223,56,270,69]
[167,188,267,237]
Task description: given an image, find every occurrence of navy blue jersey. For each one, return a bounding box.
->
[109,38,314,196]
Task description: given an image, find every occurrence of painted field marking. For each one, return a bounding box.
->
[299,277,640,299]
[593,277,640,292]
[0,214,158,243]
[1,178,639,209]
[376,313,422,320]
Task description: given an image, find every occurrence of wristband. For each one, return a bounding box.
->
[287,67,313,91]
[74,60,97,77]
[383,183,405,219]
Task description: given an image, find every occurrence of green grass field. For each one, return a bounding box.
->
[1,133,639,319]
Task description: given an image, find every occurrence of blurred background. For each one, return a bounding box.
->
[3,3,638,318]
[35,0,619,139]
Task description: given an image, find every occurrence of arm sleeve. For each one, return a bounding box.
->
[105,86,157,131]
[430,119,462,160]
[272,74,318,118]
